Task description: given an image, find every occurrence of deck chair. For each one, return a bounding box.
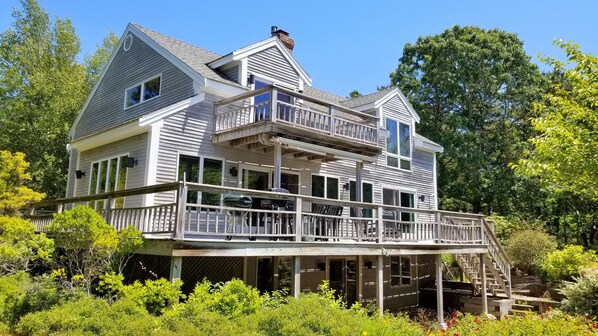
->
[309,203,329,239]
[326,205,344,240]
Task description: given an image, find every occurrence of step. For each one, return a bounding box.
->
[512,303,535,311]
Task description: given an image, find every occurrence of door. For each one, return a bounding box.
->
[242,168,270,191]
[257,257,274,293]
[329,258,357,306]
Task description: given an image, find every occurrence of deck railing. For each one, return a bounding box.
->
[24,182,498,248]
[214,85,380,146]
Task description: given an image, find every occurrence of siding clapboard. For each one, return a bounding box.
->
[73,32,195,140]
[247,46,300,88]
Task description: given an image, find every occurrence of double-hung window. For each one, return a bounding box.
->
[311,175,339,199]
[89,155,129,209]
[177,155,223,205]
[390,256,411,287]
[125,75,161,108]
[386,118,411,170]
[349,181,373,217]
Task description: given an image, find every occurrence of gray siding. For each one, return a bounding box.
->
[247,46,300,88]
[219,63,240,83]
[65,148,78,198]
[74,133,148,207]
[73,32,195,140]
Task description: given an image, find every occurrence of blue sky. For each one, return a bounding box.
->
[1,0,597,97]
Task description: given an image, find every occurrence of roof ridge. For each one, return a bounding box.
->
[339,87,396,103]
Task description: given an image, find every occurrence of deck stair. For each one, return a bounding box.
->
[449,217,512,300]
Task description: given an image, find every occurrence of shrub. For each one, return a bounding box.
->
[542,245,598,281]
[561,268,598,319]
[0,216,54,274]
[0,151,44,216]
[506,229,557,274]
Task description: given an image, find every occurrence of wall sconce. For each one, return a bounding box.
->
[343,182,350,190]
[317,262,326,271]
[127,157,138,168]
[248,74,255,85]
[75,170,85,179]
[364,260,373,269]
[418,195,426,202]
[229,166,238,177]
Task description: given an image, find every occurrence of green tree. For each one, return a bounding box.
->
[47,206,142,293]
[0,151,44,215]
[517,42,598,201]
[0,216,54,274]
[0,0,118,199]
[390,25,547,214]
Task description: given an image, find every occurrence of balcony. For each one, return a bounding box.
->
[213,85,382,161]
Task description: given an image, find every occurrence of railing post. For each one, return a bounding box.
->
[105,196,115,227]
[377,206,383,243]
[270,87,277,122]
[175,182,188,239]
[57,203,64,214]
[435,212,442,244]
[329,105,335,136]
[480,217,485,244]
[294,196,302,241]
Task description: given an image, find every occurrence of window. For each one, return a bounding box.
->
[311,175,339,199]
[383,188,416,222]
[177,155,223,205]
[349,181,373,217]
[386,118,411,170]
[390,256,411,287]
[253,79,291,121]
[125,75,161,108]
[88,155,129,209]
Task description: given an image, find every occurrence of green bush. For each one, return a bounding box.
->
[561,268,598,319]
[436,310,598,336]
[506,229,557,274]
[542,245,598,281]
[0,216,54,274]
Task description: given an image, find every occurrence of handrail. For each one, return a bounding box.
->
[482,218,512,266]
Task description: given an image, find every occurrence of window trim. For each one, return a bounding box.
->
[381,187,418,222]
[88,153,130,209]
[390,256,412,287]
[124,74,162,110]
[310,173,340,200]
[176,153,225,205]
[385,117,412,171]
[237,163,301,194]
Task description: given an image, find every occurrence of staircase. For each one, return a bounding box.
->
[451,218,512,299]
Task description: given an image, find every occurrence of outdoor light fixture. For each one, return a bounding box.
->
[343,182,350,190]
[75,170,85,179]
[127,157,138,168]
[229,166,238,177]
[365,260,373,269]
[317,262,326,271]
[418,195,426,202]
[248,74,255,85]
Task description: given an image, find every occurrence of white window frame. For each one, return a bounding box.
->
[310,174,340,199]
[175,153,225,205]
[381,186,418,222]
[385,117,412,171]
[88,153,130,209]
[390,256,412,287]
[238,164,301,194]
[124,74,162,109]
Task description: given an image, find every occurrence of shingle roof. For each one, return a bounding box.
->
[302,86,345,104]
[414,133,442,147]
[339,88,396,109]
[131,23,244,88]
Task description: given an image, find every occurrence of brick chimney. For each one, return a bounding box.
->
[271,26,294,52]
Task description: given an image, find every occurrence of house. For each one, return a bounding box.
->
[30,24,512,324]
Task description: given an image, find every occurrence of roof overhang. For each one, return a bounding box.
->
[269,136,376,163]
[350,89,421,123]
[209,37,312,86]
[414,135,444,153]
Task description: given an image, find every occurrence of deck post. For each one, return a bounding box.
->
[355,161,363,241]
[273,144,282,189]
[436,254,446,328]
[435,212,442,244]
[292,256,301,298]
[294,196,302,241]
[57,203,64,214]
[106,196,116,227]
[357,255,363,304]
[270,87,278,122]
[376,254,384,314]
[377,205,384,243]
[329,106,335,136]
[175,182,187,239]
[169,256,182,283]
[480,253,488,315]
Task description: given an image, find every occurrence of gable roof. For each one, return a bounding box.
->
[339,88,395,109]
[339,87,420,123]
[302,86,345,104]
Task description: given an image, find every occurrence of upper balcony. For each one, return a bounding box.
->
[213,85,382,161]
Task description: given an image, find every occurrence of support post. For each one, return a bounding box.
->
[355,161,363,241]
[436,254,446,328]
[294,196,302,241]
[480,254,488,315]
[329,106,336,136]
[169,256,182,283]
[273,144,282,189]
[376,254,384,315]
[435,212,442,244]
[377,205,384,243]
[292,256,301,299]
[175,182,187,239]
[357,255,363,305]
[270,87,278,122]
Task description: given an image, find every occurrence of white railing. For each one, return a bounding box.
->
[214,85,380,146]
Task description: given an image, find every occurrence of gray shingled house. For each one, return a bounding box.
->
[30,24,513,324]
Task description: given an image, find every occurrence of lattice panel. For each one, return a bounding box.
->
[181,257,244,293]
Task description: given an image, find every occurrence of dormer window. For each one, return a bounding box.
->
[125,75,161,108]
[386,118,411,170]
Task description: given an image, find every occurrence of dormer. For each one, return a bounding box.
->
[208,27,311,91]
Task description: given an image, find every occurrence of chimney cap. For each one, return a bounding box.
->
[271,26,289,37]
